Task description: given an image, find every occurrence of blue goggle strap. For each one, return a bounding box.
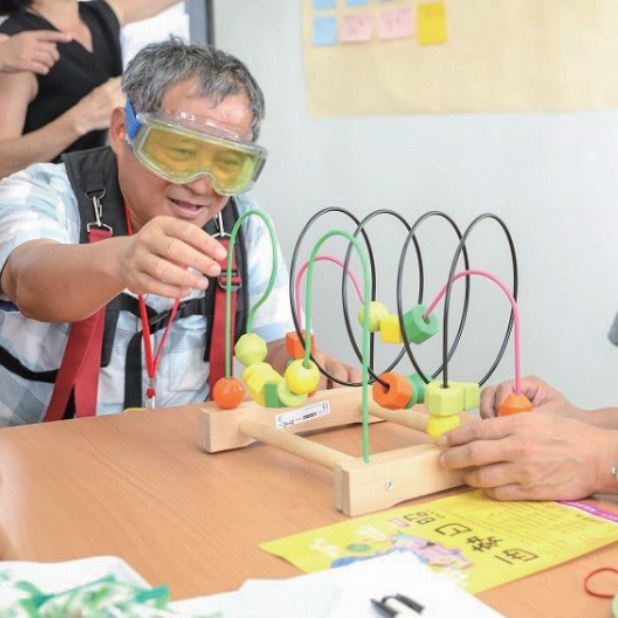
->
[125,99,142,142]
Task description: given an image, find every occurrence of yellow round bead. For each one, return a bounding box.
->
[358,301,389,332]
[234,333,267,367]
[284,359,320,395]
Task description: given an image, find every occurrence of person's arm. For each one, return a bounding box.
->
[0,216,227,324]
[0,72,123,178]
[0,31,73,74]
[105,0,184,27]
[1,238,131,321]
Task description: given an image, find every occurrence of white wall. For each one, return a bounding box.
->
[214,1,618,408]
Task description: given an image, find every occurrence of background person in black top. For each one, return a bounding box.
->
[0,0,184,178]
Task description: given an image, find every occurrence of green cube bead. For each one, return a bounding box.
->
[264,382,284,408]
[403,304,439,344]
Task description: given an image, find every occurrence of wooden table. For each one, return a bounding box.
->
[0,406,616,617]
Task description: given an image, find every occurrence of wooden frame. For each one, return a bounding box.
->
[199,386,466,516]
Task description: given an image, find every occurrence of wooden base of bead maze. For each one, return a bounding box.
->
[199,386,467,516]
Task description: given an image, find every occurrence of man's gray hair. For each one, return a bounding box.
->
[122,37,265,141]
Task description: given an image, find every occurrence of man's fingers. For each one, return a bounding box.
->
[479,386,498,418]
[460,462,519,489]
[131,271,192,300]
[140,219,227,279]
[325,363,350,387]
[438,416,515,447]
[484,484,533,501]
[437,417,524,472]
[438,434,515,471]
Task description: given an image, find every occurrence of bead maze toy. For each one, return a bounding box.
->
[199,208,530,516]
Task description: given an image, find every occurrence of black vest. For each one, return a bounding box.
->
[0,147,249,412]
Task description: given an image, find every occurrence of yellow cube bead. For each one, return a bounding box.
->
[242,362,273,384]
[425,381,465,417]
[245,366,283,406]
[379,314,403,344]
[427,414,461,440]
[447,381,480,411]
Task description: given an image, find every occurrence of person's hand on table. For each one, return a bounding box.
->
[438,388,618,501]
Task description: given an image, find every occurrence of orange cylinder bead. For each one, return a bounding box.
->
[372,372,413,410]
[498,393,533,416]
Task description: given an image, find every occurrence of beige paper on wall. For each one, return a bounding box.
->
[303,0,618,117]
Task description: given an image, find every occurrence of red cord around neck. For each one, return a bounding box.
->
[124,203,179,408]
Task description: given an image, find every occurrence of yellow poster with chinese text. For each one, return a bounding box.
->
[260,490,618,593]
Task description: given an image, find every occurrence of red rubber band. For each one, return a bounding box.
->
[583,567,618,599]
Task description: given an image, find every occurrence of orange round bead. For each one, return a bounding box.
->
[212,377,245,410]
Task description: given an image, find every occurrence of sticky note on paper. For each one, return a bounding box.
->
[378,7,414,41]
[312,0,336,10]
[345,0,370,6]
[312,15,338,46]
[417,1,447,45]
[339,13,373,43]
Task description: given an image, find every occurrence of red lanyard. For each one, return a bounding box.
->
[124,204,180,408]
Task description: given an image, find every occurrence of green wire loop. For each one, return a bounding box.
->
[305,230,372,463]
[224,209,279,379]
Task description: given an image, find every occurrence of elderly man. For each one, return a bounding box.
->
[0,38,358,426]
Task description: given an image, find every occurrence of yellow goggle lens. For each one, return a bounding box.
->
[133,122,265,195]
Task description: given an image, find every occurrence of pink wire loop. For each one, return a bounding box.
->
[295,255,364,329]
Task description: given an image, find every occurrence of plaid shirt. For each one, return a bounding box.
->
[0,163,294,426]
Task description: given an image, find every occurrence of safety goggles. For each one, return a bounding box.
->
[125,100,267,196]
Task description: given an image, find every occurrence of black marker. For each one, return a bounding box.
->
[371,594,425,616]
